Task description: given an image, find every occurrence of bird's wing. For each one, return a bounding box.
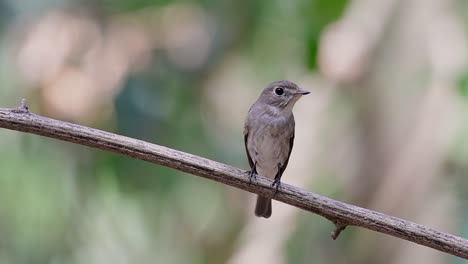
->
[279,132,294,176]
[244,129,254,169]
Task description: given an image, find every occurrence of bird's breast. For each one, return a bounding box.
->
[247,118,293,178]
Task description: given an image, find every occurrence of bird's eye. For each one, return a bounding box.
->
[274,87,284,96]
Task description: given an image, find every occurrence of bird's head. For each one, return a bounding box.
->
[257,80,310,113]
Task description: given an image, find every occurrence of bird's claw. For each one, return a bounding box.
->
[271,179,281,194]
[246,169,257,183]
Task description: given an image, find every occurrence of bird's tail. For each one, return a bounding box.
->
[255,196,272,218]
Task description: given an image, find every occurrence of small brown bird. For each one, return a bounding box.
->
[244,80,309,218]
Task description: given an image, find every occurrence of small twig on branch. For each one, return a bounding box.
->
[0,99,467,259]
[331,220,348,240]
[11,99,29,113]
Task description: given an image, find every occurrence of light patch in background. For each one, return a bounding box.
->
[161,4,215,71]
[14,9,154,124]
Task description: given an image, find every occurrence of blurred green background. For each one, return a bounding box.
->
[0,0,467,263]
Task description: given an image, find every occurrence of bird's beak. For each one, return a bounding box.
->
[295,89,310,95]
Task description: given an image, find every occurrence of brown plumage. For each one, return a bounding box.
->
[244,80,309,218]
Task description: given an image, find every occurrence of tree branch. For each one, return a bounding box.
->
[0,100,467,259]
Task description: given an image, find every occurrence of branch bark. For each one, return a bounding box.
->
[0,100,467,259]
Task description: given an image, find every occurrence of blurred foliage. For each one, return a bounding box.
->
[103,0,172,12]
[303,0,348,70]
[457,72,468,99]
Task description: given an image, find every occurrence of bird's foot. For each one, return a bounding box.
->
[271,179,281,194]
[246,169,257,183]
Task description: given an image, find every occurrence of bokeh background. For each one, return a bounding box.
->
[0,0,467,263]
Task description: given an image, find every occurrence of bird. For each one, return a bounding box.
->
[244,80,310,218]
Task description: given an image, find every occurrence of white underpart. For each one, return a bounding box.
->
[252,128,290,180]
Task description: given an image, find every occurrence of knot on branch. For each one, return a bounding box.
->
[11,99,29,114]
[331,220,348,240]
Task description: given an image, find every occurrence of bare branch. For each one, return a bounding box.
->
[0,100,467,259]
